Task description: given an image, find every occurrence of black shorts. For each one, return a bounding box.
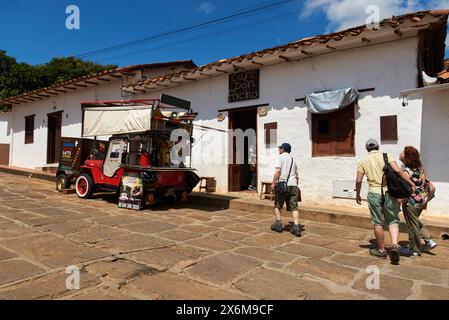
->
[275,186,299,211]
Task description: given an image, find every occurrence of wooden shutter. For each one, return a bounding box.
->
[335,104,355,156]
[312,113,335,157]
[312,104,355,157]
[380,115,398,141]
[264,122,277,146]
[25,115,35,144]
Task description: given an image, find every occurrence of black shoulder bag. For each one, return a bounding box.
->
[382,153,412,199]
[276,157,293,195]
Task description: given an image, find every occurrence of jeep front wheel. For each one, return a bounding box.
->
[75,174,95,199]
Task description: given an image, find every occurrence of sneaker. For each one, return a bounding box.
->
[290,225,302,237]
[422,240,438,252]
[399,246,419,257]
[248,186,257,191]
[390,245,400,264]
[369,248,388,258]
[271,221,283,233]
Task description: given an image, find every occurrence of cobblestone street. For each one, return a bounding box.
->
[0,172,448,300]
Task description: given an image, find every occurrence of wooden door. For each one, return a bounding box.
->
[47,112,62,164]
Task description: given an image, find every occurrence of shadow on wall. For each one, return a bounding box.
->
[420,92,449,183]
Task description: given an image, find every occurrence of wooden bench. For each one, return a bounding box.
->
[199,177,216,193]
[260,181,275,201]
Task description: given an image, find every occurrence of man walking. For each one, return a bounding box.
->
[356,139,415,264]
[271,143,301,237]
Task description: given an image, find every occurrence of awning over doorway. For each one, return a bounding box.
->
[305,87,360,114]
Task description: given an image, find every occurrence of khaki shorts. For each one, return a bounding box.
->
[275,186,299,212]
[367,192,400,226]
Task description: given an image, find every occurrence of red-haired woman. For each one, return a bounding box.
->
[399,146,437,256]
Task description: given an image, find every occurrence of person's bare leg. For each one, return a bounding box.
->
[388,223,400,246]
[374,225,385,251]
[292,210,300,226]
[275,207,282,222]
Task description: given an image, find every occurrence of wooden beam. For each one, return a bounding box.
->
[251,61,264,66]
[279,55,291,62]
[301,50,311,56]
[109,74,122,78]
[326,45,337,51]
[63,86,77,90]
[74,83,88,88]
[295,87,375,102]
[362,37,371,43]
[97,77,111,82]
[54,89,67,93]
[394,29,403,37]
[215,69,228,74]
[183,77,197,81]
[84,80,99,85]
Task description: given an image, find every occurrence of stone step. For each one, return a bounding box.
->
[190,192,449,239]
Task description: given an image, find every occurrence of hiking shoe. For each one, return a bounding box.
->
[390,245,400,264]
[271,221,283,233]
[369,248,387,259]
[399,246,419,257]
[290,225,302,237]
[422,240,438,252]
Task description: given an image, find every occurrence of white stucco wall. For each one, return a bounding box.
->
[0,113,11,145]
[133,37,442,213]
[419,89,449,216]
[9,81,122,169]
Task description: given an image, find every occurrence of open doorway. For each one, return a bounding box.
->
[47,111,62,164]
[228,108,257,192]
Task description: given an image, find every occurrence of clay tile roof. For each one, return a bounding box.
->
[0,60,196,105]
[124,10,449,92]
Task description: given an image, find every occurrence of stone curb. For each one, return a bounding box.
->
[190,192,449,238]
[0,166,56,183]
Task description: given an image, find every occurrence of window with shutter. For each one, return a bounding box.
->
[312,104,355,157]
[380,115,398,142]
[264,122,277,146]
[24,115,35,145]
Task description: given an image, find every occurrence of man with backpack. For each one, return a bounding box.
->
[355,139,416,264]
[271,143,301,237]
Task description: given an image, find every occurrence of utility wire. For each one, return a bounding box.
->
[98,0,346,63]
[74,0,296,59]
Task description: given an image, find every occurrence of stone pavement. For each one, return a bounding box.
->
[0,172,448,300]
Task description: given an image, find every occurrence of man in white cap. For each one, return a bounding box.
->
[356,139,415,264]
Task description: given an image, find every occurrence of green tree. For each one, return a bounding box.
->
[0,50,116,104]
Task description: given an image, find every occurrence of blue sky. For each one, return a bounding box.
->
[0,0,448,67]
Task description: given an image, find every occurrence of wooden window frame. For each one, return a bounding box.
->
[312,104,356,157]
[380,115,398,142]
[24,115,35,145]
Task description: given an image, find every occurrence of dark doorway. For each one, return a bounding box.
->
[228,108,257,192]
[47,111,63,164]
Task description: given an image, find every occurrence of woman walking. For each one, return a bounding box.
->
[399,146,438,256]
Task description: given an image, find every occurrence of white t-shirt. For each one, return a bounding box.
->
[275,152,298,187]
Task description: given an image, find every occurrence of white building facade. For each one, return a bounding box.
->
[123,11,449,216]
[0,11,448,216]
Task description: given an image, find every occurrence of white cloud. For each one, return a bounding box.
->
[198,2,215,15]
[300,0,449,32]
[446,34,449,48]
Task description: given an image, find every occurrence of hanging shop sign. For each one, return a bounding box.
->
[228,69,260,103]
[118,173,143,211]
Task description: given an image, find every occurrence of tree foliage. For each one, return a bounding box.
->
[0,50,117,101]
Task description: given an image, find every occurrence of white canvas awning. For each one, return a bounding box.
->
[82,106,153,137]
[305,87,360,114]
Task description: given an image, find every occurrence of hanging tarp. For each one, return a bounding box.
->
[305,87,360,114]
[82,106,153,137]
